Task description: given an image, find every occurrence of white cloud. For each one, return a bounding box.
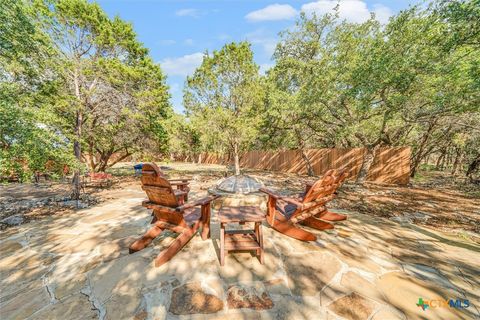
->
[175,8,200,17]
[301,0,392,24]
[160,52,204,77]
[373,4,393,24]
[245,4,297,22]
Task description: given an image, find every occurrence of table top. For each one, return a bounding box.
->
[218,206,266,223]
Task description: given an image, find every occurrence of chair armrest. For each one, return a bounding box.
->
[260,188,303,208]
[174,190,189,197]
[175,195,220,212]
[169,179,190,183]
[259,187,281,199]
[142,200,177,213]
[281,196,304,208]
[170,181,189,186]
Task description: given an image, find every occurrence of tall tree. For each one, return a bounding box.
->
[36,0,170,198]
[184,42,263,175]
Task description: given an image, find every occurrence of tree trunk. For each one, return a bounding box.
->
[301,149,315,176]
[233,143,240,175]
[295,131,314,176]
[99,151,131,172]
[451,149,462,176]
[410,119,436,177]
[466,154,480,183]
[71,68,82,200]
[356,145,379,184]
[436,154,442,169]
[71,111,82,200]
[436,151,445,170]
[445,148,452,170]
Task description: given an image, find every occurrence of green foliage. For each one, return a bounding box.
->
[0,0,171,184]
[0,89,74,180]
[170,1,479,180]
[2,0,479,183]
[0,0,73,180]
[184,42,264,173]
[257,1,479,178]
[165,113,201,160]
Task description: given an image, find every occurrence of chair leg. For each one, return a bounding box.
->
[301,217,334,230]
[316,211,347,221]
[201,203,210,240]
[269,219,317,241]
[154,228,196,267]
[129,225,163,253]
[220,223,225,266]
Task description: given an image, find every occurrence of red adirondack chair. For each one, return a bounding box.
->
[129,163,218,267]
[260,169,348,241]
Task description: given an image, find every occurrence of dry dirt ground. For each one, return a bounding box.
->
[1,162,479,243]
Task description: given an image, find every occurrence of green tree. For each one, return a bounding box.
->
[184,42,263,175]
[81,57,170,172]
[165,113,201,162]
[266,2,479,181]
[36,0,170,197]
[0,0,72,181]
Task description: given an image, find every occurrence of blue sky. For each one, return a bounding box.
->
[96,0,418,113]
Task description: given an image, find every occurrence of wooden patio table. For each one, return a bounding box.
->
[218,206,265,266]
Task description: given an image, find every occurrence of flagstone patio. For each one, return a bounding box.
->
[1,177,479,320]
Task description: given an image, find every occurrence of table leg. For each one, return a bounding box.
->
[220,222,225,266]
[258,222,264,264]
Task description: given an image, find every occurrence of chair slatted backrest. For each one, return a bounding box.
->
[302,169,348,204]
[141,163,179,208]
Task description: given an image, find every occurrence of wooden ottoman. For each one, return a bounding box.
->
[218,206,265,266]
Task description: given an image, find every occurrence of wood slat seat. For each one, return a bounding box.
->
[275,200,298,219]
[183,207,202,224]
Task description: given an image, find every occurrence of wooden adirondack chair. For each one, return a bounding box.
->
[129,163,218,267]
[260,169,348,241]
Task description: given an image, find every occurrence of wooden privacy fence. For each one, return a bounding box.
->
[183,147,411,185]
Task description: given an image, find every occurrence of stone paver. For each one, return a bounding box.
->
[29,294,97,320]
[226,283,273,310]
[0,177,478,320]
[169,282,224,315]
[328,292,376,320]
[284,251,342,296]
[0,285,51,320]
